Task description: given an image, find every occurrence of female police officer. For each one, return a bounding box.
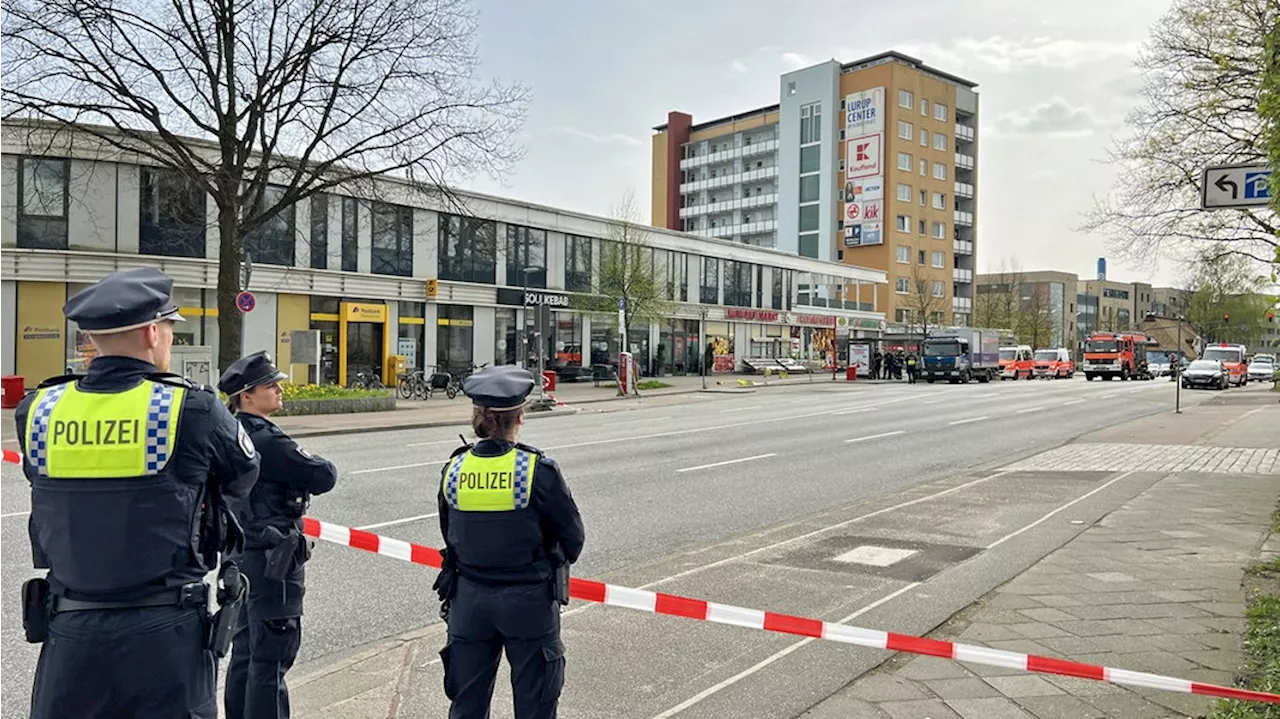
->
[219,351,339,719]
[435,365,585,719]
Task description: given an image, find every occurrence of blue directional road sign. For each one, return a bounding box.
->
[1201,164,1272,209]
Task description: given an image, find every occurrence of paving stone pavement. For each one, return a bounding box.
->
[1003,443,1279,475]
[802,469,1280,719]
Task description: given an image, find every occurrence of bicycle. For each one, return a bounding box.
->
[397,370,430,400]
[348,370,385,391]
[443,362,488,399]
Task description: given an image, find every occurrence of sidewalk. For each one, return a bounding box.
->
[802,405,1280,719]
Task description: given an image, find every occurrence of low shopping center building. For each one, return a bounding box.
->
[2,120,887,386]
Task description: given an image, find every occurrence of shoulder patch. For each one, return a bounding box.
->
[36,374,82,389]
[147,373,213,393]
[237,423,256,458]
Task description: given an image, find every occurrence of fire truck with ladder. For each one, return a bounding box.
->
[1082,331,1153,381]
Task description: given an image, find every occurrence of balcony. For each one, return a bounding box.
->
[953,268,973,283]
[681,166,779,193]
[955,124,975,143]
[955,153,975,171]
[953,239,974,255]
[954,210,974,227]
[706,219,778,239]
[679,192,778,219]
[953,296,973,312]
[680,139,779,170]
[954,181,974,199]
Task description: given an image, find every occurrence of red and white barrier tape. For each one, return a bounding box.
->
[299,516,1280,705]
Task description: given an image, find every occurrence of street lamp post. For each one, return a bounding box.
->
[1175,314,1184,414]
[522,265,547,402]
[699,306,709,390]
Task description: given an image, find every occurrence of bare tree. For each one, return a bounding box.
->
[974,258,1024,331]
[1015,284,1054,350]
[2,0,526,371]
[1080,0,1279,267]
[902,261,947,345]
[1183,249,1272,344]
[1263,18,1280,228]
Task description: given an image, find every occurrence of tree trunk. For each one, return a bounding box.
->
[216,204,242,374]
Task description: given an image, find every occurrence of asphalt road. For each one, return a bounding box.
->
[0,374,1243,716]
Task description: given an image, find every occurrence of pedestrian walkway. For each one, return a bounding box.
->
[802,409,1280,719]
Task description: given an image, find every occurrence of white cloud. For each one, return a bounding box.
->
[729,59,749,75]
[551,126,642,147]
[994,98,1103,136]
[899,36,1140,73]
[780,52,812,70]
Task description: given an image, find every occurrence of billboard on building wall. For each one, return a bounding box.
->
[844,87,885,134]
[860,221,883,246]
[845,133,882,179]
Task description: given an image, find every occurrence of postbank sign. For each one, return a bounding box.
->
[342,302,387,323]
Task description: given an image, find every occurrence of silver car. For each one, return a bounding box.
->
[1248,359,1275,383]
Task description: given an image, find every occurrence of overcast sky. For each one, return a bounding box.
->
[464,0,1176,286]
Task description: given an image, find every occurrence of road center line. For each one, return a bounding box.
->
[355,513,438,531]
[1062,399,1086,406]
[676,454,777,473]
[1016,406,1045,414]
[406,439,468,448]
[1101,393,1117,399]
[949,416,988,426]
[652,582,922,718]
[719,405,762,414]
[833,407,879,415]
[845,430,905,443]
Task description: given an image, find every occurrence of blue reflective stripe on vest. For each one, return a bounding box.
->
[145,383,178,473]
[444,455,464,507]
[27,384,70,476]
[513,449,532,509]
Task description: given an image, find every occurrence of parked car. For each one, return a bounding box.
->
[1032,348,1074,379]
[1247,357,1275,383]
[1181,359,1229,390]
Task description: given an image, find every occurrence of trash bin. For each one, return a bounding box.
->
[541,370,557,392]
[846,366,858,382]
[2,376,25,409]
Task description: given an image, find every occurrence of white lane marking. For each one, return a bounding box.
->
[1101,393,1117,399]
[1016,406,1045,414]
[833,407,879,416]
[1062,399,1086,406]
[355,513,438,531]
[406,439,467,448]
[719,405,762,414]
[347,396,921,475]
[676,454,777,473]
[970,392,998,399]
[986,471,1134,550]
[844,430,906,444]
[652,583,922,718]
[595,415,673,427]
[949,416,988,426]
[1,510,30,519]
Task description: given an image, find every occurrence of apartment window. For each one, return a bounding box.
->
[309,194,328,269]
[341,197,359,272]
[724,260,752,307]
[921,99,929,117]
[933,163,947,181]
[920,129,929,147]
[919,159,927,176]
[438,214,497,284]
[700,257,720,304]
[799,205,819,233]
[897,152,913,170]
[931,250,945,268]
[896,215,910,232]
[934,134,948,151]
[935,104,949,122]
[931,280,945,297]
[897,184,912,202]
[17,157,70,249]
[798,234,819,258]
[755,265,764,309]
[244,185,296,266]
[371,202,414,277]
[919,189,927,206]
[566,235,593,292]
[918,249,926,266]
[898,90,913,109]
[800,145,820,173]
[898,121,913,140]
[932,193,946,210]
[895,277,910,294]
[771,268,783,308]
[800,175,820,203]
[896,245,910,264]
[932,221,946,239]
[139,167,205,258]
[919,219,927,235]
[506,224,547,288]
[800,103,822,144]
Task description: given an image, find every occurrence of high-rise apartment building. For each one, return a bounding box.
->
[653,51,980,325]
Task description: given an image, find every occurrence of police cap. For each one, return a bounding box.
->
[64,268,186,334]
[218,351,288,397]
[463,365,535,411]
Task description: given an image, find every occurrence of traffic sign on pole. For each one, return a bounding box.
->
[1200,164,1272,209]
[236,291,257,313]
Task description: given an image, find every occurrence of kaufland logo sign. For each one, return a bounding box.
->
[846,133,882,180]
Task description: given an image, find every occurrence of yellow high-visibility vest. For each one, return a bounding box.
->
[442,448,537,511]
[25,381,185,478]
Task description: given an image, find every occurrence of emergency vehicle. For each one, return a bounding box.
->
[1083,332,1151,381]
[998,345,1034,380]
[1201,343,1248,387]
[1032,348,1075,379]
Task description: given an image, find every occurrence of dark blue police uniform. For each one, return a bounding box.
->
[14,268,261,719]
[436,366,585,719]
[220,351,338,719]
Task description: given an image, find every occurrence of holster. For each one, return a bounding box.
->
[208,561,249,658]
[198,479,245,569]
[433,547,458,619]
[21,577,51,644]
[549,544,570,606]
[262,526,300,583]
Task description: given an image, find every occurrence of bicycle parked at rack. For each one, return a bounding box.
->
[348,370,385,391]
[397,370,430,400]
[435,362,488,399]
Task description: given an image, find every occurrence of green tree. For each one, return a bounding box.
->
[1184,250,1272,345]
[1261,17,1280,272]
[2,0,526,373]
[1082,0,1279,266]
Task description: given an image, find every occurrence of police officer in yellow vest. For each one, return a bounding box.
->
[14,268,261,719]
[436,365,585,719]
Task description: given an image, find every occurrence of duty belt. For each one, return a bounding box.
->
[51,582,208,614]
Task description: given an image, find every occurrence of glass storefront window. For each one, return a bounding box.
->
[436,304,474,373]
[495,308,518,366]
[658,319,701,376]
[397,323,425,371]
[554,313,583,372]
[590,316,619,367]
[705,321,736,374]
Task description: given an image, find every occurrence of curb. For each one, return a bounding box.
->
[284,407,580,438]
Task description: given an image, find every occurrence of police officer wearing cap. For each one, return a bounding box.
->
[219,350,338,719]
[14,268,261,719]
[435,365,585,719]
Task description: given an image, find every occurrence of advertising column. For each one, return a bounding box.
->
[842,87,885,252]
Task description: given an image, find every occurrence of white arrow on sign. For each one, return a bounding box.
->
[1201,164,1273,209]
